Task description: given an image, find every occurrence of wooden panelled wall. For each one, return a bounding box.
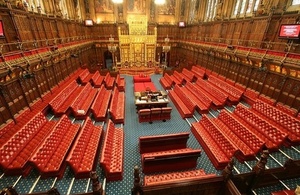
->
[0,6,98,124]
[168,13,300,112]
[1,7,300,124]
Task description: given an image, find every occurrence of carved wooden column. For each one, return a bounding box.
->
[90,171,103,195]
[222,158,235,182]
[247,150,269,193]
[131,166,143,195]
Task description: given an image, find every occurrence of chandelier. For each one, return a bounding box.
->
[155,0,166,5]
[112,0,123,3]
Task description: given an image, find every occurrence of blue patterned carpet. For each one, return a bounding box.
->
[1,73,300,195]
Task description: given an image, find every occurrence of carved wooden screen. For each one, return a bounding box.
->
[236,64,251,86]
[35,17,46,44]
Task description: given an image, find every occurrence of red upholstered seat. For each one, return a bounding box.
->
[144,169,216,186]
[161,107,172,121]
[150,108,161,122]
[138,109,151,123]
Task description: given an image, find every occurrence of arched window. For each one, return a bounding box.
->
[205,0,218,21]
[292,0,300,5]
[233,0,260,17]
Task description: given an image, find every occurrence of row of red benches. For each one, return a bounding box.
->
[104,72,115,90]
[109,89,125,124]
[79,69,125,91]
[207,74,244,104]
[138,107,172,123]
[139,132,201,174]
[191,115,258,169]
[181,68,196,82]
[100,119,124,181]
[66,117,103,178]
[171,71,185,86]
[252,100,300,144]
[195,79,228,108]
[139,132,190,153]
[159,73,173,90]
[70,83,98,119]
[116,74,125,91]
[29,115,81,178]
[142,148,201,174]
[233,104,289,148]
[49,81,79,115]
[1,110,106,179]
[168,85,195,118]
[78,68,93,85]
[0,112,57,175]
[182,82,211,113]
[90,85,112,121]
[191,65,206,79]
[91,71,104,87]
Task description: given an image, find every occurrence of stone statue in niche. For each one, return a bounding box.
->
[215,2,223,20]
[180,0,185,16]
[16,0,25,10]
[84,0,89,13]
[54,0,62,16]
[158,0,175,15]
[95,0,113,13]
[128,0,145,13]
[257,1,266,15]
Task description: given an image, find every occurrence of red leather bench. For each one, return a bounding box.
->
[133,74,151,83]
[233,104,288,150]
[100,120,124,181]
[134,82,156,92]
[90,86,112,121]
[258,95,276,105]
[275,102,298,117]
[191,117,234,169]
[142,148,201,174]
[252,100,300,144]
[195,79,228,108]
[90,71,104,87]
[116,74,125,91]
[242,89,259,105]
[109,89,125,124]
[0,112,56,176]
[185,82,212,112]
[78,69,93,85]
[168,85,195,118]
[70,83,98,119]
[66,117,103,178]
[139,132,190,154]
[144,169,216,186]
[49,81,79,116]
[191,65,206,79]
[104,73,115,89]
[172,71,185,85]
[207,75,244,104]
[159,73,173,90]
[212,118,256,162]
[29,115,80,178]
[218,110,264,154]
[181,68,196,82]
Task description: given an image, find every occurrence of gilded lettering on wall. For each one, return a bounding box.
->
[95,0,113,13]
